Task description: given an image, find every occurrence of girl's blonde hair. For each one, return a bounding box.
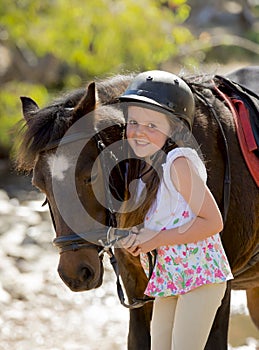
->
[117,112,187,229]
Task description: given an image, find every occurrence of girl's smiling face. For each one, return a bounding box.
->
[126,106,171,159]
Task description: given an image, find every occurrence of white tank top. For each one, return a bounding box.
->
[139,147,233,297]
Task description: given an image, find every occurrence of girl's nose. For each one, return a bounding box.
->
[135,124,146,135]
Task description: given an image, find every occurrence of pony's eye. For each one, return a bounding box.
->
[84,173,98,184]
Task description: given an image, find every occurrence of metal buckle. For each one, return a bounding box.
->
[98,227,118,257]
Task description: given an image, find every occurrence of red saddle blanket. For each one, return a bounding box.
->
[214,84,259,187]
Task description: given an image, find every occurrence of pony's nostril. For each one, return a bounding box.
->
[79,266,92,282]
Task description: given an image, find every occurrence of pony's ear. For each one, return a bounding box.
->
[20,97,39,122]
[72,82,97,122]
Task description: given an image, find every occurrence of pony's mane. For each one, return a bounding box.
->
[14,72,214,172]
[15,74,133,171]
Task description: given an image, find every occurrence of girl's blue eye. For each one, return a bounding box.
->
[148,123,156,129]
[128,120,137,125]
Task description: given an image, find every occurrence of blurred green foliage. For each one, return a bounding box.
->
[0,82,48,156]
[0,0,195,155]
[1,0,192,75]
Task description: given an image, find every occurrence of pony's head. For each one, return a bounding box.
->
[16,76,131,291]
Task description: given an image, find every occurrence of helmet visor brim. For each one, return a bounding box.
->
[119,98,190,129]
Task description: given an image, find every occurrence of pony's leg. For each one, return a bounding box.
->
[247,287,259,329]
[204,281,231,350]
[128,305,152,350]
[115,250,152,350]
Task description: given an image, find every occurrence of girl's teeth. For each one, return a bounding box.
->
[136,140,148,145]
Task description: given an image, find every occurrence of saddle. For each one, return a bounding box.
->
[213,75,259,187]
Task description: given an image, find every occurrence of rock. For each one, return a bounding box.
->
[0,198,14,215]
[14,205,42,226]
[0,283,11,303]
[0,223,27,248]
[0,189,10,200]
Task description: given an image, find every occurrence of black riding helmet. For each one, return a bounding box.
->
[119,70,195,130]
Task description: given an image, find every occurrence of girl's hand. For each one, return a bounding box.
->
[137,228,160,253]
[119,227,141,256]
[120,227,160,256]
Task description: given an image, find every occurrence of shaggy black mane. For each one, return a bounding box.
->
[15,74,133,171]
[15,72,214,171]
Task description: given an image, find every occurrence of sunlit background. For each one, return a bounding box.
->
[0,1,259,349]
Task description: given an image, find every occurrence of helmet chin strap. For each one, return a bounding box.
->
[136,165,153,179]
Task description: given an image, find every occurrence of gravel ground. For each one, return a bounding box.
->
[0,166,258,350]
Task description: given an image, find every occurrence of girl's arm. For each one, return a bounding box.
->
[136,156,223,254]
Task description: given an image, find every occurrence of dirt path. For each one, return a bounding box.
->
[0,168,258,349]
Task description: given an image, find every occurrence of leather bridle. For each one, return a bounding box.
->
[41,130,153,309]
[50,132,129,254]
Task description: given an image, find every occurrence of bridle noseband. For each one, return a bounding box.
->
[52,227,130,255]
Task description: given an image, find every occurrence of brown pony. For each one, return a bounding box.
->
[15,68,259,349]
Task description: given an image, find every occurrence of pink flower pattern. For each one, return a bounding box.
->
[141,234,233,296]
[139,148,233,297]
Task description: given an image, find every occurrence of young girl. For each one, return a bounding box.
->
[118,70,233,350]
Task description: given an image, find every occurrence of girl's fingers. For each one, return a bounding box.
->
[130,247,141,256]
[128,239,141,256]
[120,233,137,249]
[131,226,139,234]
[120,233,142,256]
